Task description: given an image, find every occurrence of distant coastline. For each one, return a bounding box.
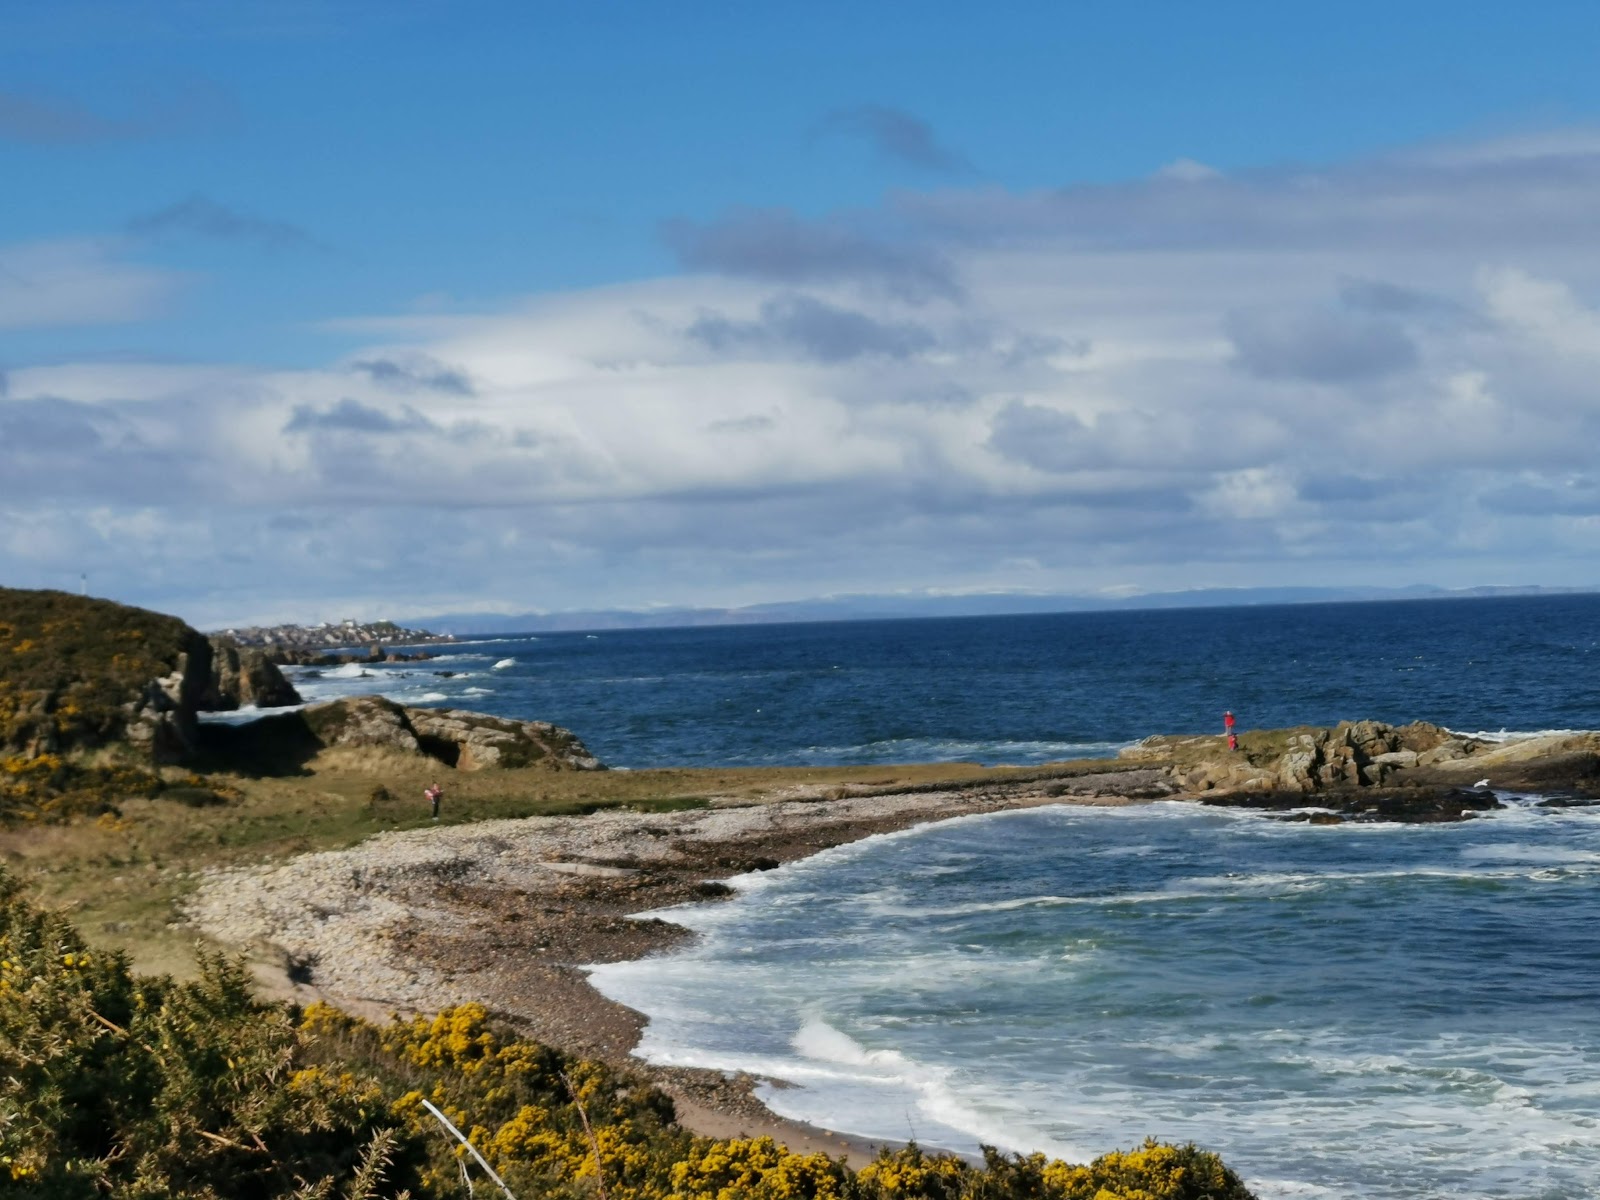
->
[216,619,458,648]
[407,583,1597,636]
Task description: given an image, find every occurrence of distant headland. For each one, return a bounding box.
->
[215,618,458,648]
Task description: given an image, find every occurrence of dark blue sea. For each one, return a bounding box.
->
[289,594,1600,767]
[287,594,1600,1199]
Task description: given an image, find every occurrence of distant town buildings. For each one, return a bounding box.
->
[216,620,455,649]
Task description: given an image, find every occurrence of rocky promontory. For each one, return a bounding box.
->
[0,589,591,822]
[1121,718,1600,820]
[203,695,604,773]
[0,587,214,764]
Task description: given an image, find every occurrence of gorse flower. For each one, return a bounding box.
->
[2,868,1255,1199]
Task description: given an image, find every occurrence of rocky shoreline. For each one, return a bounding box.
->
[184,767,1163,1161]
[179,721,1600,1158]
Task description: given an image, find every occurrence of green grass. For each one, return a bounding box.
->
[0,751,1134,977]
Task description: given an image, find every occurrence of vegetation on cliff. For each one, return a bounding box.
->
[0,590,229,823]
[0,589,206,758]
[1,872,1255,1199]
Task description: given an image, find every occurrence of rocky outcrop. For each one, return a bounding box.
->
[0,587,213,764]
[121,640,214,764]
[1120,719,1600,820]
[264,646,434,667]
[301,696,603,771]
[407,707,602,770]
[203,636,302,710]
[1198,785,1504,824]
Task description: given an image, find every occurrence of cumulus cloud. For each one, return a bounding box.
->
[0,238,180,329]
[15,126,1600,618]
[661,207,961,302]
[1226,306,1419,383]
[283,398,436,435]
[898,128,1600,252]
[817,104,968,172]
[687,294,936,362]
[350,354,474,395]
[1477,472,1600,516]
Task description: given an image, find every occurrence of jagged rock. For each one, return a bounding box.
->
[304,697,422,754]
[296,696,602,771]
[1204,786,1501,823]
[263,646,435,667]
[202,636,302,711]
[407,708,603,770]
[1128,719,1600,808]
[122,649,214,763]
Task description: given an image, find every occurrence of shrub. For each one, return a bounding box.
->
[0,870,1256,1199]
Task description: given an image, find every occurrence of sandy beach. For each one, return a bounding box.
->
[185,766,1167,1164]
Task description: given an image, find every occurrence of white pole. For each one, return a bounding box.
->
[419,1098,520,1200]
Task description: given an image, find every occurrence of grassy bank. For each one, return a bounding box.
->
[0,751,1128,978]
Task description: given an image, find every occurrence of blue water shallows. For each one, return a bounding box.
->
[287,594,1600,768]
[588,801,1600,1200]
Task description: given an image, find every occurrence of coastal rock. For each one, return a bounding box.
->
[1202,785,1502,823]
[305,696,422,755]
[202,636,302,711]
[121,646,213,763]
[264,646,435,667]
[293,696,603,771]
[1123,719,1600,811]
[407,708,604,770]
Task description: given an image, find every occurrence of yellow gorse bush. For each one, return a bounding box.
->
[3,867,1256,1199]
[670,1135,850,1200]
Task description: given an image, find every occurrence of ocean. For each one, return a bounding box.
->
[287,594,1600,769]
[285,594,1600,1198]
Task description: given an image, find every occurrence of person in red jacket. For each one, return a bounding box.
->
[1224,710,1237,752]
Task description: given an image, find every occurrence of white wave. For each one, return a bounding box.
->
[790,736,1134,764]
[1447,726,1591,743]
[776,1018,1084,1159]
[198,704,309,724]
[1460,844,1600,865]
[588,792,1600,1199]
[321,663,376,679]
[492,657,516,669]
[413,692,448,702]
[463,686,492,696]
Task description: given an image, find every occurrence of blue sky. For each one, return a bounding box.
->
[7,1,1600,625]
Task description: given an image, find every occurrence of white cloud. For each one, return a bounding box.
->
[1154,157,1222,182]
[0,238,182,329]
[14,128,1600,619]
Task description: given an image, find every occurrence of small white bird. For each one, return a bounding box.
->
[1474,778,1491,788]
